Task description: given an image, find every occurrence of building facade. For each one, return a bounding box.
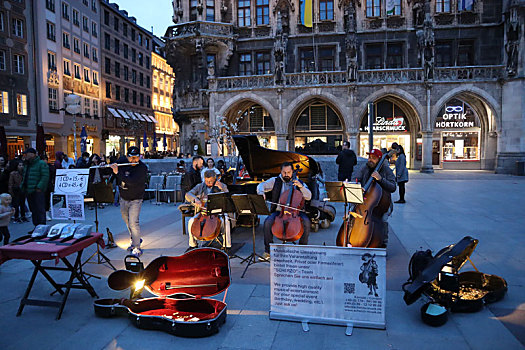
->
[165,0,524,173]
[152,43,178,153]
[33,0,103,160]
[100,0,155,156]
[0,0,36,158]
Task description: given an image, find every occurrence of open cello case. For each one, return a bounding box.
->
[94,248,230,337]
[402,236,507,325]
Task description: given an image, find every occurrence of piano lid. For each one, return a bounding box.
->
[233,135,319,180]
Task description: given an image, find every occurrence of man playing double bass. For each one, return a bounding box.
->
[256,162,312,262]
[352,149,396,247]
[185,170,232,253]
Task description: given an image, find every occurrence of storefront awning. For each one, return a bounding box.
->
[107,107,121,118]
[116,109,130,119]
[133,112,146,121]
[141,114,153,123]
[146,114,158,123]
[123,111,137,120]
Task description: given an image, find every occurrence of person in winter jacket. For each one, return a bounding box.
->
[391,143,409,203]
[21,148,50,227]
[336,141,357,181]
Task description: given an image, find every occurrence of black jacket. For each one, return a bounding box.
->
[353,162,396,194]
[115,159,148,201]
[182,166,202,194]
[336,149,357,181]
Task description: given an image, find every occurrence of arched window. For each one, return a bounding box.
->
[237,104,274,132]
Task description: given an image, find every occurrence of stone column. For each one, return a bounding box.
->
[420,131,434,173]
[347,128,359,152]
[276,133,287,151]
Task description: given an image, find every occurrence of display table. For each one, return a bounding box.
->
[0,233,104,320]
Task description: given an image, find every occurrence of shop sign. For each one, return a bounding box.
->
[435,105,477,129]
[361,116,407,132]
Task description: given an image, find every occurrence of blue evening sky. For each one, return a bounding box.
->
[114,0,174,37]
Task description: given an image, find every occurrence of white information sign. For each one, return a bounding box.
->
[54,169,90,195]
[51,194,85,221]
[270,244,386,332]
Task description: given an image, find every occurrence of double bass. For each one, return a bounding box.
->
[336,150,395,248]
[271,168,305,242]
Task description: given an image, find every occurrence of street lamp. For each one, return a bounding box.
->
[65,93,81,160]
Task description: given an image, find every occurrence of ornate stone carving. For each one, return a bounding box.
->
[274,13,288,84]
[505,0,521,76]
[412,0,424,26]
[344,1,358,81]
[417,11,434,81]
[386,16,405,28]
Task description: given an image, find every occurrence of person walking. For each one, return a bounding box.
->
[109,146,148,257]
[336,141,357,181]
[393,144,408,203]
[20,148,50,228]
[9,160,27,222]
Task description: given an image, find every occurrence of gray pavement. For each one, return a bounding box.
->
[1,170,524,349]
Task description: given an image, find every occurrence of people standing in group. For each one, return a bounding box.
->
[62,153,75,169]
[391,143,408,204]
[0,193,14,245]
[201,158,221,180]
[109,146,148,257]
[256,162,312,261]
[76,152,90,168]
[54,152,63,170]
[336,141,357,182]
[8,160,27,222]
[20,148,50,228]
[182,156,204,196]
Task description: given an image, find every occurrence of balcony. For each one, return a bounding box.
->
[434,65,504,82]
[165,21,233,40]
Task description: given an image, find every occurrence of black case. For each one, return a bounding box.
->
[94,248,230,337]
[403,236,507,313]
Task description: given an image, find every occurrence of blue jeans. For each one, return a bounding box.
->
[120,198,143,248]
[27,191,46,226]
[263,211,311,253]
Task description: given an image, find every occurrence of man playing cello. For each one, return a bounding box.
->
[185,170,232,252]
[256,162,312,261]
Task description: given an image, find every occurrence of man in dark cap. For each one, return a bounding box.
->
[21,148,50,228]
[109,146,148,257]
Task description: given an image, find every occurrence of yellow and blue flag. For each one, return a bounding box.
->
[300,0,313,27]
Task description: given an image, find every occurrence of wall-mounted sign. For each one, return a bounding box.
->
[360,116,408,132]
[435,99,480,129]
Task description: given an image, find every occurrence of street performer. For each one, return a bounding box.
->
[256,162,312,261]
[185,170,233,252]
[352,149,396,247]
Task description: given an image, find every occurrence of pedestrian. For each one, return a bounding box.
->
[393,144,408,203]
[336,141,357,182]
[54,152,63,170]
[76,152,90,168]
[200,158,221,180]
[61,153,75,169]
[20,148,50,228]
[41,154,54,221]
[8,160,27,222]
[0,193,15,245]
[109,146,148,257]
[182,156,204,196]
[0,155,8,194]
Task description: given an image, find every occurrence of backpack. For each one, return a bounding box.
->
[407,249,434,282]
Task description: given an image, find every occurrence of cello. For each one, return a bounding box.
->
[336,150,395,248]
[190,182,223,242]
[271,167,306,242]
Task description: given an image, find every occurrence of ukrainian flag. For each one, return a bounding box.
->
[300,0,313,27]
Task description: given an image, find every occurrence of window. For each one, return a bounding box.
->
[114,38,120,54]
[386,43,403,68]
[138,33,143,46]
[147,95,151,108]
[132,69,137,83]
[138,52,143,66]
[47,22,56,41]
[0,51,5,70]
[14,54,24,74]
[114,16,119,31]
[83,43,89,58]
[91,21,97,37]
[131,29,136,41]
[436,0,451,13]
[124,88,129,102]
[48,51,56,70]
[92,47,98,62]
[105,57,111,74]
[190,0,198,21]
[387,0,402,15]
[48,88,58,112]
[63,32,70,49]
[12,18,24,38]
[123,23,127,36]
[131,49,136,63]
[146,75,150,88]
[63,59,71,75]
[46,0,56,12]
[93,100,98,118]
[153,74,158,87]
[84,97,90,115]
[104,33,110,50]
[457,40,475,66]
[74,63,81,79]
[319,0,334,21]
[83,16,89,32]
[73,37,80,54]
[145,56,150,68]
[366,0,381,17]
[93,71,99,85]
[91,0,97,12]
[123,44,128,58]
[365,43,382,69]
[83,0,88,5]
[140,93,144,106]
[318,47,335,71]
[239,53,252,75]
[124,66,129,80]
[206,0,215,21]
[72,9,79,26]
[0,12,3,32]
[132,90,137,104]
[0,91,8,113]
[153,94,158,106]
[62,2,70,20]
[238,0,251,26]
[115,85,120,100]
[255,0,269,25]
[145,38,149,50]
[139,72,143,86]
[84,67,90,82]
[16,94,27,115]
[105,82,111,98]
[104,10,109,25]
[256,51,270,74]
[435,41,452,67]
[115,62,120,78]
[300,48,315,72]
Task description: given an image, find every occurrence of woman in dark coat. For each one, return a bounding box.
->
[394,145,409,203]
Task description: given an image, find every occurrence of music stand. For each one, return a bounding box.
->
[231,194,270,278]
[206,192,242,259]
[82,182,116,271]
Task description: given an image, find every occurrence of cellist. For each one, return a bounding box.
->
[352,149,396,247]
[185,170,232,252]
[256,162,312,262]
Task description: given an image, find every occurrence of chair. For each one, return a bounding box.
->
[145,175,164,205]
[159,175,180,203]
